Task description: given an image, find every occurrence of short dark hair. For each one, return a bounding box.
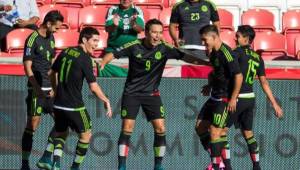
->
[145,19,163,33]
[42,10,64,25]
[237,25,256,44]
[199,24,219,36]
[78,27,99,44]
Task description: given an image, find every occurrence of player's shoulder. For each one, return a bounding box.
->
[119,39,142,50]
[172,0,185,10]
[203,0,217,9]
[63,46,84,58]
[161,41,174,49]
[25,31,39,47]
[219,43,235,62]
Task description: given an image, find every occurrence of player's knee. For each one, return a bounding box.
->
[242,130,254,139]
[154,125,165,134]
[79,131,92,143]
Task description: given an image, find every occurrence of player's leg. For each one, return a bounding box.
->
[51,109,69,170]
[210,101,229,170]
[240,99,260,170]
[220,127,231,170]
[21,90,42,169]
[142,96,166,170]
[118,95,140,170]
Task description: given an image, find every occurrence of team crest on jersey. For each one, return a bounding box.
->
[136,53,142,58]
[50,41,55,48]
[26,48,31,56]
[155,51,162,60]
[201,5,208,12]
[39,46,44,51]
[184,6,189,10]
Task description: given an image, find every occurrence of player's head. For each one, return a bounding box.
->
[236,25,255,46]
[79,27,100,54]
[199,24,220,51]
[42,10,64,34]
[145,19,163,46]
[120,0,133,9]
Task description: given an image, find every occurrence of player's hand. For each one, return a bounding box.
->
[273,104,283,119]
[16,19,29,27]
[174,39,185,48]
[201,84,211,96]
[113,14,120,27]
[104,100,113,118]
[3,5,12,12]
[130,14,137,26]
[227,98,237,113]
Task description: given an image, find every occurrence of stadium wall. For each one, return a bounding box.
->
[0,76,299,169]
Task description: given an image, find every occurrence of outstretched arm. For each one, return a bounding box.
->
[100,53,115,70]
[89,82,112,117]
[258,76,283,118]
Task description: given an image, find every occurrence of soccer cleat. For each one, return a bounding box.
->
[51,162,60,170]
[219,161,225,170]
[154,164,164,170]
[206,162,225,170]
[36,156,53,170]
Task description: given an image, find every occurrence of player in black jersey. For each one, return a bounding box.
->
[170,0,220,47]
[220,25,283,170]
[48,27,112,170]
[195,25,243,170]
[101,19,207,170]
[21,10,64,170]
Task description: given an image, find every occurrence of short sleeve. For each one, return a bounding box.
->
[23,35,37,62]
[105,6,117,26]
[81,56,96,83]
[165,44,183,59]
[222,52,241,75]
[257,56,266,76]
[112,41,136,59]
[208,1,219,22]
[170,4,180,24]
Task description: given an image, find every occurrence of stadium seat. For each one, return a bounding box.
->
[53,0,91,6]
[6,29,34,54]
[79,5,109,30]
[133,0,163,9]
[36,0,52,7]
[241,8,275,32]
[282,10,300,31]
[218,8,234,32]
[39,4,70,29]
[53,29,79,52]
[159,7,171,27]
[294,36,300,60]
[162,29,174,44]
[220,30,236,49]
[137,5,161,21]
[253,31,287,60]
[168,0,180,7]
[91,0,119,5]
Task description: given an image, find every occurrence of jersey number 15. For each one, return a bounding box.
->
[245,59,259,85]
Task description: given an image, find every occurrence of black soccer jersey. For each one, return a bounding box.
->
[113,39,183,96]
[170,0,219,45]
[52,46,96,109]
[23,31,56,89]
[209,43,241,99]
[233,45,265,93]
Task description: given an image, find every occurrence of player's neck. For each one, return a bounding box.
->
[214,40,223,51]
[79,44,88,53]
[38,26,48,38]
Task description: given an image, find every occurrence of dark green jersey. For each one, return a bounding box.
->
[23,31,55,89]
[209,43,241,99]
[52,46,96,109]
[170,0,219,45]
[113,39,183,96]
[233,45,265,94]
[105,5,145,53]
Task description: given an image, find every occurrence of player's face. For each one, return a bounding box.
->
[85,34,99,54]
[201,34,216,51]
[47,21,63,34]
[120,0,132,8]
[236,32,249,46]
[146,24,163,46]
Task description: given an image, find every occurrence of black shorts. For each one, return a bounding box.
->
[227,98,255,130]
[26,89,53,116]
[121,95,165,121]
[53,107,92,133]
[197,98,229,128]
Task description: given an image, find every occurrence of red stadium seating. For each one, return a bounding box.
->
[294,36,300,59]
[137,5,162,21]
[282,9,300,31]
[218,8,234,32]
[53,0,91,6]
[79,5,109,30]
[133,0,163,8]
[162,29,174,44]
[36,0,52,7]
[220,30,236,49]
[6,28,34,54]
[254,31,287,60]
[39,4,70,29]
[159,7,171,27]
[53,29,79,52]
[168,0,179,7]
[91,0,119,5]
[242,8,275,32]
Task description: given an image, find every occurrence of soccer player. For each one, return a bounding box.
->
[221,25,283,170]
[21,10,63,170]
[49,27,112,170]
[101,19,207,170]
[105,0,144,54]
[169,0,220,47]
[195,25,243,170]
